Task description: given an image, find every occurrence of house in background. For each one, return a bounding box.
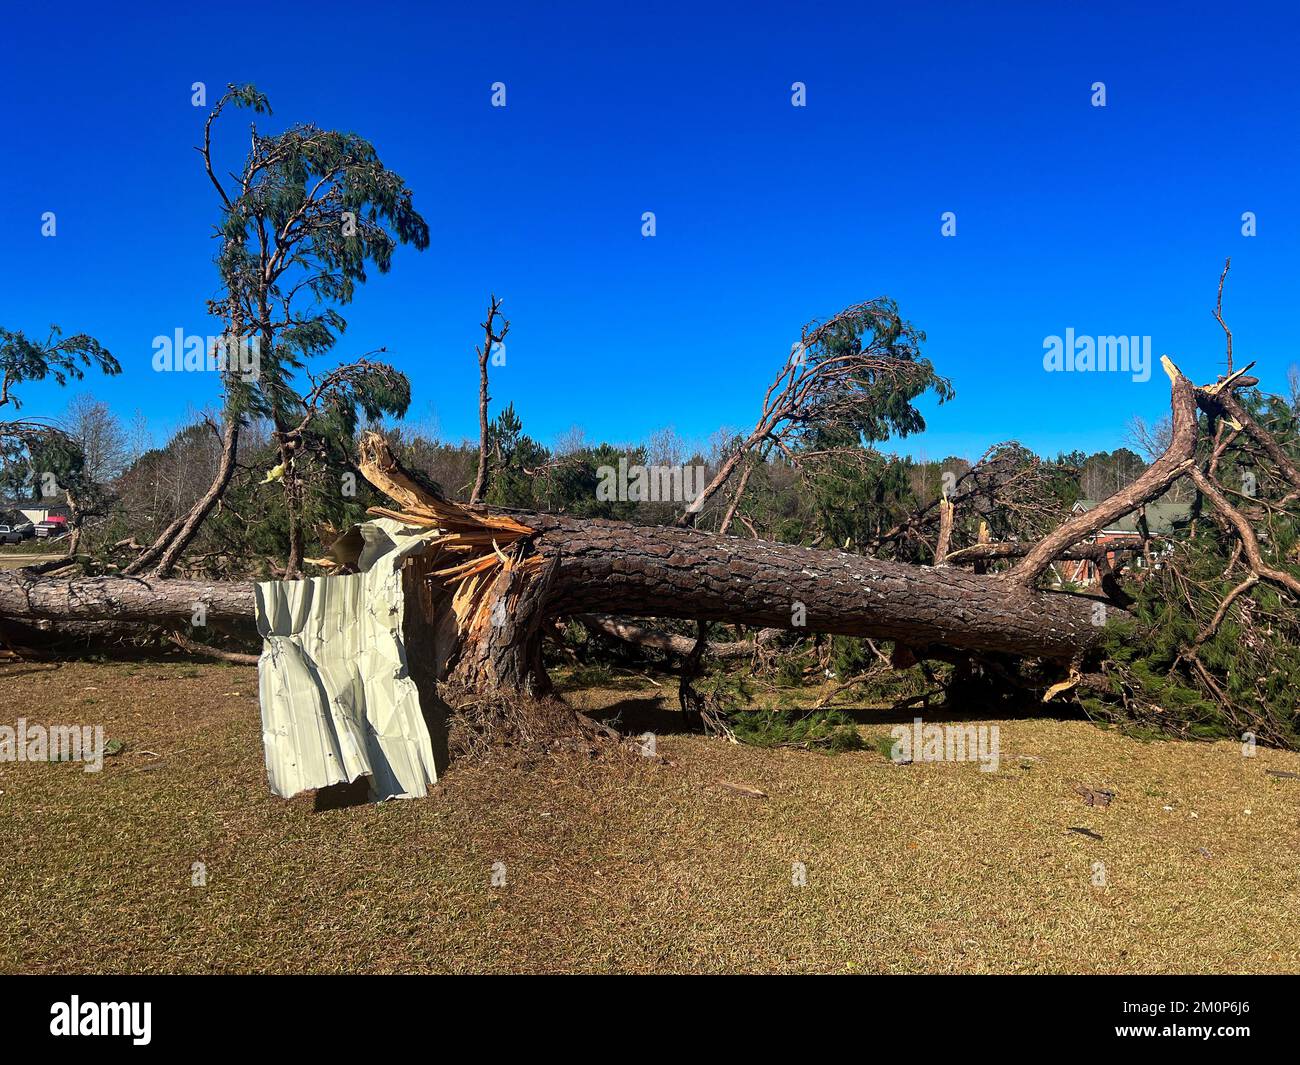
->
[15,491,71,527]
[1059,498,1193,587]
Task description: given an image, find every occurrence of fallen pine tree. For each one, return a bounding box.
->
[3,294,1299,750]
[0,433,1117,675]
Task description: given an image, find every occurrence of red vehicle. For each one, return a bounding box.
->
[33,515,68,539]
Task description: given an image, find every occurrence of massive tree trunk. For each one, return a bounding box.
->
[7,359,1269,701]
[350,434,1121,696]
[0,503,1108,677]
[508,510,1106,658]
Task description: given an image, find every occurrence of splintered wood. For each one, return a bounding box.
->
[356,431,541,642]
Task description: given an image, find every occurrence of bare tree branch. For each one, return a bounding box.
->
[470,295,508,505]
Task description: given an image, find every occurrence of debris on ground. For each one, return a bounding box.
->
[1075,785,1115,807]
[717,780,767,799]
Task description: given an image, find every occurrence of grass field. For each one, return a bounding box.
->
[2,659,1298,974]
[0,553,65,570]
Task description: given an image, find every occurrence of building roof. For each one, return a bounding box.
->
[1074,499,1193,536]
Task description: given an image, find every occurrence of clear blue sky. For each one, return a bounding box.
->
[2,0,1297,463]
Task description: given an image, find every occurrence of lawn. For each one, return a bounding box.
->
[1,660,1298,973]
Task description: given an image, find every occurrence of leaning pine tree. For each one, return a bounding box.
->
[125,82,428,578]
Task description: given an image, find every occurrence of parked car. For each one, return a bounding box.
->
[33,518,68,540]
[0,525,22,545]
[12,522,34,539]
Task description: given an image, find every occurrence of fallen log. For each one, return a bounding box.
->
[518,509,1110,658]
[0,568,255,626]
[0,506,1111,689]
[6,358,1253,697]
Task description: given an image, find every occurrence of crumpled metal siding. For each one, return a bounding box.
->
[255,520,444,801]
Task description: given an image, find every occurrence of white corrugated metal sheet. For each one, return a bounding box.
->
[255,520,444,801]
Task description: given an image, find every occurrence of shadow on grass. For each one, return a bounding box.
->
[313,777,373,811]
[811,702,1090,726]
[578,691,1090,735]
[581,695,693,736]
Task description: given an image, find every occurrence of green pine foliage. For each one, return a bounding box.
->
[1082,391,1300,749]
[0,326,119,410]
[729,708,866,752]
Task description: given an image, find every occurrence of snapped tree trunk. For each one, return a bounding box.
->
[6,336,1288,760]
[0,502,1109,689]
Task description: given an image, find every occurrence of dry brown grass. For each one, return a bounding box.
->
[1,660,1298,973]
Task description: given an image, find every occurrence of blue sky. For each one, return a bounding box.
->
[2,0,1297,463]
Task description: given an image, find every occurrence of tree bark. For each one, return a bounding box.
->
[470,295,506,506]
[454,549,560,694]
[515,509,1109,659]
[0,567,255,625]
[1010,368,1197,585]
[125,418,241,577]
[0,507,1109,670]
[274,428,304,580]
